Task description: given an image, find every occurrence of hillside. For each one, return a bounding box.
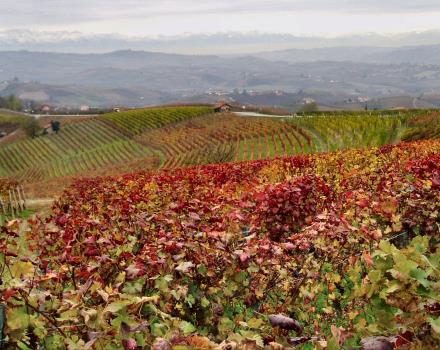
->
[2,138,439,348]
[0,106,211,188]
[2,49,440,107]
[1,107,440,197]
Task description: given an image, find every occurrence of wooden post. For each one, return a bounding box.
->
[8,190,15,218]
[20,185,27,210]
[0,197,6,217]
[12,188,20,213]
[16,186,24,212]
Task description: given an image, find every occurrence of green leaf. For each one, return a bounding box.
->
[411,236,429,254]
[151,322,167,337]
[409,268,430,288]
[155,275,173,291]
[201,297,210,308]
[103,300,132,314]
[327,337,340,350]
[368,269,382,283]
[378,240,394,255]
[180,321,196,335]
[429,317,440,334]
[197,264,208,275]
[7,307,30,331]
[219,317,235,334]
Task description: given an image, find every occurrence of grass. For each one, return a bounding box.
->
[0,208,34,225]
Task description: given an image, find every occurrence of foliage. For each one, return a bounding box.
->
[0,108,435,189]
[402,113,440,141]
[22,117,42,138]
[299,102,318,113]
[0,139,439,349]
[0,95,23,111]
[185,144,237,166]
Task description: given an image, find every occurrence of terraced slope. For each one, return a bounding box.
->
[402,112,440,141]
[100,106,213,135]
[1,107,439,194]
[290,113,410,152]
[137,114,311,168]
[137,112,419,169]
[0,112,31,144]
[0,119,155,181]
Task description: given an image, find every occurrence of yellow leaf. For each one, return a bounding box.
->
[10,261,34,278]
[247,317,264,329]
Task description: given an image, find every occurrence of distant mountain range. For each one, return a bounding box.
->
[258,45,440,65]
[2,30,440,54]
[1,44,440,108]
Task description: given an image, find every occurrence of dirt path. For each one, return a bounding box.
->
[26,198,55,215]
[234,111,291,118]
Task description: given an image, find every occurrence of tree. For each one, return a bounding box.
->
[0,94,23,111]
[300,101,318,113]
[22,118,41,139]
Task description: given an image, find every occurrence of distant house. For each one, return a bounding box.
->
[0,131,7,138]
[214,102,232,113]
[302,97,316,105]
[41,105,51,113]
[113,107,121,113]
[80,105,90,112]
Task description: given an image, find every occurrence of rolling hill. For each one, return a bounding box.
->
[2,49,440,108]
[1,105,439,198]
[1,103,439,349]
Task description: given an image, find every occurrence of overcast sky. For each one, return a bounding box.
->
[2,0,440,37]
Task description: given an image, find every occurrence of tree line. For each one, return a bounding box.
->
[0,94,23,111]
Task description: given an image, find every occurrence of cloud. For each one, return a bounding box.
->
[1,1,440,35]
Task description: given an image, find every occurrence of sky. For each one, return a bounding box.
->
[1,0,440,37]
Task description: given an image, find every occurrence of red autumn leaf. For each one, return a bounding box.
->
[84,248,100,257]
[2,288,17,301]
[363,252,374,267]
[239,252,249,263]
[122,338,137,350]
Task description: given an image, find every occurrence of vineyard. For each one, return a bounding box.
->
[139,112,414,168]
[100,106,213,135]
[0,178,27,225]
[1,138,439,349]
[0,107,438,193]
[138,114,312,168]
[0,119,155,181]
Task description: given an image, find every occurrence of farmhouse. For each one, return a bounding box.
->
[214,102,232,113]
[40,105,52,113]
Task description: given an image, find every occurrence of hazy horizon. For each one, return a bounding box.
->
[2,1,440,108]
[2,30,440,55]
[2,1,440,37]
